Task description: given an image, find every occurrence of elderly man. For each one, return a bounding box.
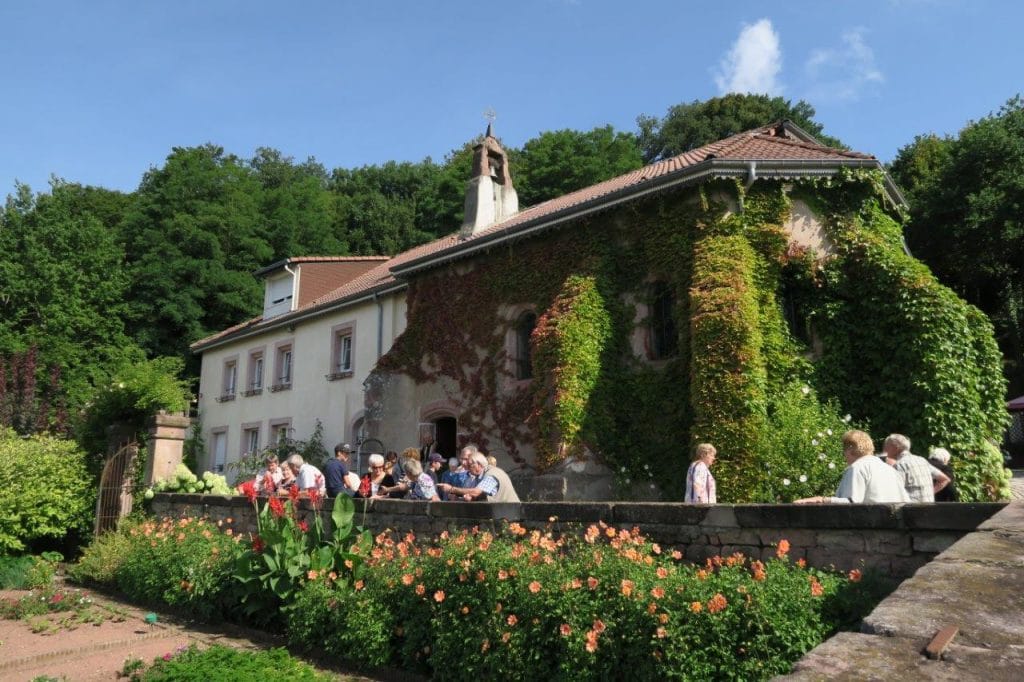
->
[324,442,359,498]
[438,452,520,503]
[285,454,327,497]
[795,430,909,504]
[884,434,950,502]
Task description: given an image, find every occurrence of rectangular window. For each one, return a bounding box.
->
[211,428,228,473]
[327,321,356,381]
[217,358,239,402]
[242,426,260,457]
[271,340,293,391]
[251,354,264,389]
[268,418,292,447]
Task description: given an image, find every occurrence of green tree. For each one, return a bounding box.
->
[119,145,271,364]
[892,96,1024,393]
[512,126,644,206]
[0,181,143,416]
[636,93,843,163]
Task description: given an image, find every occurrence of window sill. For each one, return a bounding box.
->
[269,383,292,393]
[242,388,263,397]
[215,393,236,403]
[325,370,355,381]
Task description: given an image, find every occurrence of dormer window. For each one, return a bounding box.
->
[263,272,295,320]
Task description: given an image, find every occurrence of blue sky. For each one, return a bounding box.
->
[2,0,1021,196]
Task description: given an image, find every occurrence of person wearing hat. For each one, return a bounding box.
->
[426,452,445,485]
[325,442,359,498]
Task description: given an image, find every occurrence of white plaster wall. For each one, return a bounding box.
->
[196,290,406,480]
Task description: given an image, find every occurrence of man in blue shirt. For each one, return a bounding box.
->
[325,443,358,498]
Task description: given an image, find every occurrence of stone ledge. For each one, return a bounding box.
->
[611,503,709,525]
[902,502,1005,530]
[427,502,522,520]
[734,504,902,529]
[520,502,614,523]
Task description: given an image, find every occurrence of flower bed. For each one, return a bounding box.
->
[72,495,888,680]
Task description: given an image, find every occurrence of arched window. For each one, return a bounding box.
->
[514,311,537,380]
[650,283,678,360]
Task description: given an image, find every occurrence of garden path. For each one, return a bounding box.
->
[0,580,385,681]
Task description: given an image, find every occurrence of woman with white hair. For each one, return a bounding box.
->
[928,447,959,502]
[355,453,397,498]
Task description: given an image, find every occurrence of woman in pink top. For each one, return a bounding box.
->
[684,443,717,503]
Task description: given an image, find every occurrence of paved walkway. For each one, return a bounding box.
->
[1010,469,1024,501]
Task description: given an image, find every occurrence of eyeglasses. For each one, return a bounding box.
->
[370,465,384,470]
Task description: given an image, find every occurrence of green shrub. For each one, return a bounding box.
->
[289,524,876,680]
[0,555,58,589]
[953,440,1012,502]
[137,645,337,681]
[68,525,135,585]
[0,428,96,553]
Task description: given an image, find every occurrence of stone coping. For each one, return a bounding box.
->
[156,494,1005,530]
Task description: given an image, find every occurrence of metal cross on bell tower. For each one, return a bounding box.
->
[483,107,496,136]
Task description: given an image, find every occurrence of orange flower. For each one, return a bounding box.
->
[587,576,599,590]
[434,590,445,602]
[696,569,708,581]
[461,605,470,615]
[402,573,415,586]
[656,567,669,579]
[528,581,542,594]
[560,623,572,637]
[690,601,703,613]
[328,571,338,581]
[651,543,662,555]
[848,569,862,583]
[647,602,657,614]
[415,584,426,596]
[592,619,606,634]
[476,570,486,582]
[650,586,665,599]
[570,577,583,589]
[655,627,667,639]
[605,527,617,538]
[776,539,791,559]
[307,570,319,580]
[501,631,511,643]
[621,579,635,597]
[707,593,728,614]
[751,561,766,582]
[796,558,807,568]
[659,613,669,624]
[671,550,683,560]
[507,614,518,626]
[354,580,364,591]
[585,633,598,653]
[810,580,824,597]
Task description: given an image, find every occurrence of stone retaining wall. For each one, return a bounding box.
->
[151,494,1005,579]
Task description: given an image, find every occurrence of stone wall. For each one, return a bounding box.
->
[151,494,1005,579]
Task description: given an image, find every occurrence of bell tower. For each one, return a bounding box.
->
[460,121,518,239]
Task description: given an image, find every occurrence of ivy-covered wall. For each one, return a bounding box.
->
[370,174,1010,502]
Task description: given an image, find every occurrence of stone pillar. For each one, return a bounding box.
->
[144,412,191,485]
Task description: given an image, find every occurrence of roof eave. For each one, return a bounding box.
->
[391,157,898,279]
[190,281,407,354]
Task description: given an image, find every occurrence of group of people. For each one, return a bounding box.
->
[248,441,520,503]
[684,432,959,505]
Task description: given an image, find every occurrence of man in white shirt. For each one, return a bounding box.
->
[884,434,950,502]
[795,430,909,504]
[285,453,327,497]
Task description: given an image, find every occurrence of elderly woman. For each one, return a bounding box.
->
[684,443,717,504]
[929,447,959,502]
[355,453,397,499]
[382,458,439,501]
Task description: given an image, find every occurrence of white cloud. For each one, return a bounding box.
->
[803,28,884,102]
[714,19,783,96]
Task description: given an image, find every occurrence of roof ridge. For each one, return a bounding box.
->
[748,132,874,159]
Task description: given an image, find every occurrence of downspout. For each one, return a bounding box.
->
[744,161,758,189]
[373,292,384,359]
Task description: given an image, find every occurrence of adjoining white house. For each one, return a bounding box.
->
[190,255,406,476]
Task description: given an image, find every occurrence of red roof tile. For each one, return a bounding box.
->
[193,122,885,352]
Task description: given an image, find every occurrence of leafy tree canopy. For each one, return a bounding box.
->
[636,93,843,163]
[892,96,1024,393]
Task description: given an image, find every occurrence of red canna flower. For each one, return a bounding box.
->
[268,496,286,518]
[848,569,862,583]
[288,484,301,506]
[307,486,322,508]
[298,520,309,533]
[251,535,265,553]
[239,480,258,504]
[359,475,372,498]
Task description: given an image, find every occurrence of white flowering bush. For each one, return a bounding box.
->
[757,383,852,502]
[148,464,232,497]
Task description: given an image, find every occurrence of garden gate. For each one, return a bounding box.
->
[94,442,140,535]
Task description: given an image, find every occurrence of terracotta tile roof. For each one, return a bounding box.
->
[193,121,886,352]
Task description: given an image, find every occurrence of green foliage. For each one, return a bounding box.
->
[892,96,1024,393]
[149,464,231,496]
[513,126,644,206]
[532,275,614,468]
[70,516,239,620]
[137,645,337,681]
[0,429,95,553]
[689,234,767,501]
[288,524,880,680]
[77,357,191,458]
[231,491,368,625]
[0,553,61,589]
[953,440,1012,502]
[637,94,843,163]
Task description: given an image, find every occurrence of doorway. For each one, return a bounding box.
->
[433,416,457,459]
